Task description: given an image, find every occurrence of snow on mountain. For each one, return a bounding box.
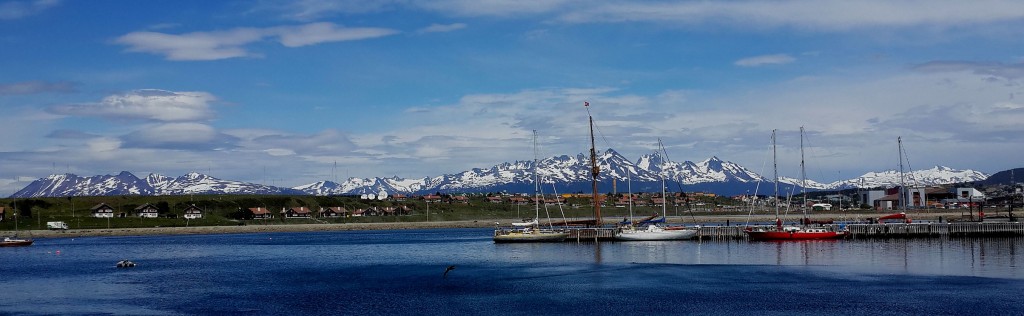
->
[826,166,989,189]
[10,153,991,198]
[294,149,771,196]
[11,171,302,197]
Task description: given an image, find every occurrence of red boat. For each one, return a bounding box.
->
[744,219,848,241]
[1,236,34,247]
[743,129,848,241]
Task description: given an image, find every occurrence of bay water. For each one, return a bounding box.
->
[2,228,1022,315]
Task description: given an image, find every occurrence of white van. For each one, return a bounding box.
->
[47,221,69,230]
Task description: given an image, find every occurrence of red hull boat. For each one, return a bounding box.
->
[744,228,847,241]
[1,237,34,247]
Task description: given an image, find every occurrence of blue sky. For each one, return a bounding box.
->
[2,0,1024,193]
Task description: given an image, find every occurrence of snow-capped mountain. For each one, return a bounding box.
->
[10,150,991,198]
[823,166,990,190]
[11,171,303,198]
[294,150,774,196]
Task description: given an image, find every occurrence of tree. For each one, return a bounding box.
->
[156,201,170,214]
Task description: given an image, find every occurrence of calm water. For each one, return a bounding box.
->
[2,229,1023,315]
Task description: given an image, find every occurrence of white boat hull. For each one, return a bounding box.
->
[614,226,697,241]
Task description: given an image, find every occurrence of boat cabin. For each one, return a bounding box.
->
[183,204,204,219]
[91,203,115,218]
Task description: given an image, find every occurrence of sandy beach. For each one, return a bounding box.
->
[1,210,983,239]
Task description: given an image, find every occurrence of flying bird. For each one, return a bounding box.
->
[443,265,456,278]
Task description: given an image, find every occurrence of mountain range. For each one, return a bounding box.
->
[10,149,992,198]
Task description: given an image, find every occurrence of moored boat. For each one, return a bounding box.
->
[745,219,847,241]
[493,226,569,243]
[743,129,847,241]
[1,236,34,247]
[493,130,568,243]
[616,223,697,241]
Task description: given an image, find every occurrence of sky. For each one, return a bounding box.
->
[2,0,1024,193]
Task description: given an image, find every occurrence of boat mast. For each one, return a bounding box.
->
[898,136,906,210]
[627,168,634,225]
[772,130,780,226]
[587,102,602,226]
[800,127,807,224]
[659,138,668,220]
[533,130,540,226]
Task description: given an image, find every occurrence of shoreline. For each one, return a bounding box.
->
[2,211,979,239]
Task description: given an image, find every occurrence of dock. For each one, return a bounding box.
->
[845,222,1024,238]
[563,222,1024,242]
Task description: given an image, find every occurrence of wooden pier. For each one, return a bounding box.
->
[845,222,1024,238]
[566,228,616,242]
[563,222,1024,242]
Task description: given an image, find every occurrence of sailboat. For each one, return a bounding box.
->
[493,130,569,243]
[615,140,697,241]
[2,201,34,247]
[744,128,847,241]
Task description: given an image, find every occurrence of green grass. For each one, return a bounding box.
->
[0,194,745,230]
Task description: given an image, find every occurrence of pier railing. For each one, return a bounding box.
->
[846,222,1024,238]
[563,222,1024,242]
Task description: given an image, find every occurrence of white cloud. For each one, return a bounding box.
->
[417,23,467,34]
[0,80,75,95]
[252,0,393,21]
[121,122,219,147]
[414,0,574,17]
[48,89,217,122]
[274,22,399,47]
[115,29,264,61]
[115,22,399,61]
[0,0,59,20]
[86,137,122,152]
[735,54,796,67]
[557,0,1024,31]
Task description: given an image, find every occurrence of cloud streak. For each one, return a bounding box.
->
[556,0,1024,31]
[417,23,467,34]
[47,89,217,122]
[735,54,795,67]
[0,80,75,95]
[115,22,399,61]
[0,0,59,20]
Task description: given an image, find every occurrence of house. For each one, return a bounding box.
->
[319,207,348,218]
[486,196,503,204]
[183,204,204,219]
[364,207,380,216]
[248,207,272,219]
[0,207,4,221]
[509,197,529,205]
[282,207,312,218]
[390,194,407,202]
[451,196,469,204]
[957,187,986,199]
[421,195,442,203]
[351,208,366,217]
[651,197,666,207]
[134,203,160,218]
[398,205,413,215]
[91,203,115,218]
